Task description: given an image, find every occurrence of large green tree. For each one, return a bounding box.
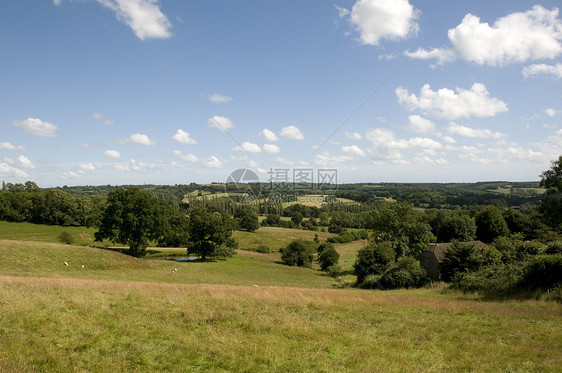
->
[94,187,171,257]
[187,207,237,260]
[539,155,562,230]
[364,201,432,257]
[475,206,509,243]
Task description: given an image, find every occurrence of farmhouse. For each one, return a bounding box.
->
[419,241,487,280]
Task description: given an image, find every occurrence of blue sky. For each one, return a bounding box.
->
[1,0,561,187]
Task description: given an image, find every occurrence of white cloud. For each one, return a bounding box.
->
[448,6,562,66]
[0,162,28,178]
[78,163,96,173]
[407,115,435,134]
[522,63,562,79]
[96,0,172,40]
[261,128,279,142]
[0,142,25,151]
[92,112,115,125]
[104,150,122,159]
[546,108,558,117]
[365,128,443,162]
[12,118,59,137]
[2,155,35,170]
[173,150,198,163]
[405,47,456,66]
[315,152,354,167]
[276,157,294,166]
[263,144,280,154]
[201,156,223,169]
[60,171,82,180]
[344,132,362,140]
[341,0,419,45]
[342,145,366,157]
[172,129,197,144]
[279,125,304,140]
[125,133,156,146]
[447,122,506,140]
[229,155,258,168]
[208,94,232,104]
[396,83,508,120]
[208,116,234,131]
[233,142,261,153]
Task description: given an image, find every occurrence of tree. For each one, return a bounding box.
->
[158,214,190,247]
[94,187,170,257]
[353,241,395,284]
[475,206,509,243]
[187,207,237,261]
[318,244,340,271]
[435,212,476,242]
[440,242,502,282]
[280,240,316,267]
[291,211,303,226]
[379,257,429,289]
[539,155,562,230]
[235,206,259,232]
[364,202,432,257]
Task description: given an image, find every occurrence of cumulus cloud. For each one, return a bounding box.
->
[92,112,114,125]
[546,108,558,117]
[447,122,506,140]
[208,116,234,131]
[104,149,122,159]
[0,162,28,178]
[279,125,304,140]
[276,157,294,166]
[448,6,562,66]
[366,128,442,162]
[396,83,508,120]
[263,144,280,154]
[96,0,172,40]
[340,0,419,45]
[173,150,198,163]
[12,118,59,137]
[172,129,197,144]
[125,133,156,145]
[345,132,362,140]
[407,115,435,134]
[208,93,232,104]
[260,128,279,142]
[522,63,562,79]
[315,152,354,167]
[408,6,562,67]
[2,155,35,170]
[0,142,25,151]
[233,142,261,153]
[342,145,366,157]
[201,156,223,169]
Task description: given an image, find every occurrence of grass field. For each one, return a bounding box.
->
[1,222,561,372]
[233,227,334,252]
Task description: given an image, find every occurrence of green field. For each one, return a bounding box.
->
[0,222,561,372]
[233,226,334,252]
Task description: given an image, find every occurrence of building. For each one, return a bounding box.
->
[419,241,487,281]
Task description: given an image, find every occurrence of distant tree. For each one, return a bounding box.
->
[158,214,190,247]
[318,244,340,271]
[235,206,259,232]
[353,241,395,284]
[280,239,316,267]
[291,211,303,226]
[263,214,281,227]
[475,206,509,243]
[187,207,237,261]
[95,187,171,257]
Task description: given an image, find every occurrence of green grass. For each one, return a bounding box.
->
[0,221,103,246]
[233,227,334,252]
[1,275,560,372]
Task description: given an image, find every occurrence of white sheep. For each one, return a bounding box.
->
[81,265,84,269]
[64,261,68,267]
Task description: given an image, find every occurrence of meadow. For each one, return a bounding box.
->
[0,222,561,372]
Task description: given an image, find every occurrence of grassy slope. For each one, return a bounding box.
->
[1,275,560,372]
[233,227,334,251]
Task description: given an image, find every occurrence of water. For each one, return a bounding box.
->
[166,256,198,262]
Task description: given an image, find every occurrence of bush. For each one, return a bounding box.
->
[520,254,562,290]
[379,257,429,289]
[441,242,502,282]
[317,242,334,254]
[57,231,74,245]
[318,245,340,271]
[545,241,562,255]
[280,240,316,267]
[256,244,270,253]
[326,264,342,278]
[359,274,383,289]
[353,242,395,284]
[453,263,524,295]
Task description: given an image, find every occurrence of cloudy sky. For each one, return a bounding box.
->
[1,0,561,186]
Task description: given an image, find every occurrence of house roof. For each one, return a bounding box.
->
[424,241,487,263]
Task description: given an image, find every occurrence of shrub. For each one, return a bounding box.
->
[353,242,395,284]
[359,274,383,289]
[57,231,74,245]
[520,254,562,290]
[379,257,429,289]
[317,242,334,254]
[453,263,524,295]
[280,240,316,267]
[256,244,270,253]
[326,264,342,278]
[545,241,562,255]
[441,242,502,282]
[318,245,340,271]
